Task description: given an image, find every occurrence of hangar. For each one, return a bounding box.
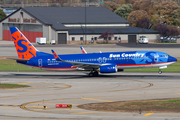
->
[0,7,159,44]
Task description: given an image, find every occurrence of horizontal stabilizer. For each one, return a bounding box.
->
[8,58,29,62]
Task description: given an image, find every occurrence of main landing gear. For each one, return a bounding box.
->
[158,69,162,74]
[88,70,99,77]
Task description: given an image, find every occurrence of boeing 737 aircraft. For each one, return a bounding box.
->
[10,27,177,76]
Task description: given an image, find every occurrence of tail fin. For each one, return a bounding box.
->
[80,46,87,54]
[10,27,38,59]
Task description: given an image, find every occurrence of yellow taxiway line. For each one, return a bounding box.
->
[82,97,114,102]
[18,82,32,85]
[143,113,154,116]
[8,89,39,91]
[71,111,101,114]
[27,103,79,106]
[25,106,48,108]
[33,109,82,111]
[0,105,20,107]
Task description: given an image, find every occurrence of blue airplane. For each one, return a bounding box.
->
[10,27,177,76]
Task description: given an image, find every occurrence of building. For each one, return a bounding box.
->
[0,7,159,44]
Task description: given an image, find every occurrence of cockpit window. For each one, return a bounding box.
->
[162,55,170,57]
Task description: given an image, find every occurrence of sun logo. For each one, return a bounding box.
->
[12,30,37,59]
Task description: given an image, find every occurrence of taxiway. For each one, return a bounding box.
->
[0,72,180,120]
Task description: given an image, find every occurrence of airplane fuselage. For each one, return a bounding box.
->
[17,51,177,72]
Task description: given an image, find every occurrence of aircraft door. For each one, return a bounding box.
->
[38,59,43,67]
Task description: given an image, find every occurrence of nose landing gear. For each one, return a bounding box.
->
[158,69,162,74]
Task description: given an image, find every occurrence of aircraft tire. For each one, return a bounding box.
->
[88,73,93,77]
[158,70,162,74]
[93,71,99,77]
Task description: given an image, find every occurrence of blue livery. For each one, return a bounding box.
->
[10,27,177,76]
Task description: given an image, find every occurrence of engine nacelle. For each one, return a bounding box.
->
[100,65,117,73]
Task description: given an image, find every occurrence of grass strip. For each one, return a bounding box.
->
[78,98,180,113]
[0,83,30,88]
[0,59,45,71]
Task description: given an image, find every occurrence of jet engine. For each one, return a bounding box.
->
[100,65,117,73]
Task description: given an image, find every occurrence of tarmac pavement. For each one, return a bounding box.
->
[0,41,180,120]
[0,72,180,120]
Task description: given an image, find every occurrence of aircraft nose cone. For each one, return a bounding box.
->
[169,56,177,62]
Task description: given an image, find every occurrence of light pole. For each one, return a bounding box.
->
[85,1,87,44]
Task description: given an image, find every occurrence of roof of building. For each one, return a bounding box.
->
[68,26,159,35]
[22,7,129,30]
[0,7,159,34]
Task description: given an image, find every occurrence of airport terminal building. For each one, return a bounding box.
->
[0,7,159,44]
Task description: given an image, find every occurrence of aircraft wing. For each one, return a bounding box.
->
[51,50,107,69]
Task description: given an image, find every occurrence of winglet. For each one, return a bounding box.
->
[80,46,87,54]
[51,50,61,61]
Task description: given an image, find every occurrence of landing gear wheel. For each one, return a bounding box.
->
[158,70,162,74]
[88,73,94,77]
[88,71,99,77]
[93,71,99,77]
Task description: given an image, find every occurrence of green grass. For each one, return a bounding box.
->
[0,59,45,71]
[0,83,30,88]
[79,98,180,112]
[122,99,180,109]
[0,59,179,72]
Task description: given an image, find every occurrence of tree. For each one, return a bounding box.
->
[154,23,180,37]
[154,1,180,26]
[127,10,149,27]
[154,24,169,37]
[124,0,135,4]
[118,0,126,4]
[98,30,114,43]
[133,0,155,15]
[167,26,180,37]
[114,4,132,20]
[100,1,120,12]
[136,16,152,29]
[0,10,6,21]
[58,0,67,7]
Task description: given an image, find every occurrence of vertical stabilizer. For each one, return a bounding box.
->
[80,46,87,54]
[10,27,38,59]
